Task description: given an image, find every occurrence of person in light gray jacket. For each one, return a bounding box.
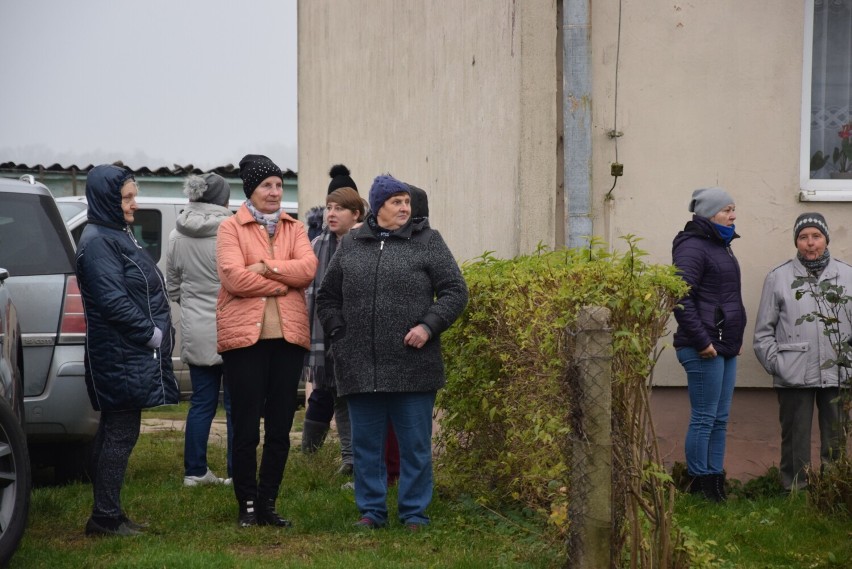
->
[753,212,852,491]
[167,173,234,487]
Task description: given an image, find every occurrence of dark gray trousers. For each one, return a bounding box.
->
[776,387,842,490]
[91,409,141,520]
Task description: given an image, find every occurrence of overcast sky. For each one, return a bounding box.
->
[0,0,298,171]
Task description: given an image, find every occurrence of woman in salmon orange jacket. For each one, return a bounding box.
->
[216,154,317,528]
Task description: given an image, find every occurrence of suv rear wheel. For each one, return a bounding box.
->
[0,397,31,566]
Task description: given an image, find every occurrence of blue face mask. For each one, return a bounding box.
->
[714,223,735,244]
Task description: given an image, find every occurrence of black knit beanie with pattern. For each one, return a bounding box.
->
[239,154,283,198]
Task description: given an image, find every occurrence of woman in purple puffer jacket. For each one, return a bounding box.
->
[672,187,746,503]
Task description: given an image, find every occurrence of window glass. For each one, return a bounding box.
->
[807,0,852,182]
[56,201,87,222]
[131,209,162,263]
[0,193,75,276]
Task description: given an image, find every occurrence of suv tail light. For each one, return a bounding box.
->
[59,274,86,344]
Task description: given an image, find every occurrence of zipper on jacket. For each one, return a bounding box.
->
[370,238,386,391]
[126,226,143,249]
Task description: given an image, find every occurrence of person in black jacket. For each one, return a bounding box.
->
[75,164,180,536]
[672,186,746,502]
[317,174,468,530]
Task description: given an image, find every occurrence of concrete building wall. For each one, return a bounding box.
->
[298,1,852,391]
[298,0,559,262]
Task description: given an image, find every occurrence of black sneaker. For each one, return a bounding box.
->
[238,500,258,528]
[85,517,142,537]
[120,511,149,531]
[257,499,292,527]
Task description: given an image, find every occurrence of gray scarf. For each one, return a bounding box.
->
[798,249,830,277]
[301,228,337,389]
[246,202,282,235]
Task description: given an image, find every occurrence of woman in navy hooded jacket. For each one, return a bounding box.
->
[75,164,179,536]
[672,187,746,502]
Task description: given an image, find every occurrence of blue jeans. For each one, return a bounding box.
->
[347,391,436,526]
[676,347,737,476]
[184,364,233,477]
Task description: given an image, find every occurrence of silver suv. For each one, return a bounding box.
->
[0,267,31,564]
[0,177,99,482]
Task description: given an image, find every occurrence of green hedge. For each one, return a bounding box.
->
[436,238,688,538]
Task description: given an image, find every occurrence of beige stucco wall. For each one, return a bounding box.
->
[299,1,851,388]
[588,1,852,387]
[298,0,558,262]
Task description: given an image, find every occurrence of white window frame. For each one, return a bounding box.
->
[799,0,852,201]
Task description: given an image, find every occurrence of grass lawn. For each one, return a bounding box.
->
[13,408,559,569]
[675,492,852,569]
[12,407,852,568]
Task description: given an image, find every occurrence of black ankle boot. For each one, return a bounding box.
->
[686,473,702,495]
[712,472,727,502]
[238,499,258,528]
[257,498,292,527]
[698,475,723,503]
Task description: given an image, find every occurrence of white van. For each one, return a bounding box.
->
[56,196,301,401]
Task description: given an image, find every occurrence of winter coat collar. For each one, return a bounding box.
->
[352,214,430,241]
[791,254,841,282]
[674,215,740,248]
[175,202,232,238]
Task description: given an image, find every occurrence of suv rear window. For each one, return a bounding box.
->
[0,193,75,276]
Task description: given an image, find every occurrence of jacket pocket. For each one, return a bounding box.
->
[772,342,809,387]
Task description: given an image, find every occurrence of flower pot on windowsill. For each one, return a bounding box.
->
[830,171,852,179]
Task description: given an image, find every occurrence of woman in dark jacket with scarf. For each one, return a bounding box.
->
[302,183,365,470]
[317,174,468,530]
[75,164,179,536]
[672,187,746,502]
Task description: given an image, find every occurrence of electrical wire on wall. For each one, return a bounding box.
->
[605,0,624,201]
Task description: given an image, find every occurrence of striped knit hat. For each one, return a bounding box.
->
[793,212,830,244]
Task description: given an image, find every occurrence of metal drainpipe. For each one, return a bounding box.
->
[563,0,593,250]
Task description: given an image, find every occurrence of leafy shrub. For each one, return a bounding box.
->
[435,238,687,547]
[807,458,852,518]
[792,274,852,516]
[730,467,785,500]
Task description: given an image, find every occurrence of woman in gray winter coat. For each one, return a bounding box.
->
[167,173,234,487]
[76,164,179,536]
[753,212,852,491]
[316,174,468,530]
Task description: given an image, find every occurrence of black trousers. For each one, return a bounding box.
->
[91,409,141,520]
[222,339,304,503]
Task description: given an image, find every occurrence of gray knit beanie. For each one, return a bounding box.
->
[183,173,231,206]
[688,187,735,218]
